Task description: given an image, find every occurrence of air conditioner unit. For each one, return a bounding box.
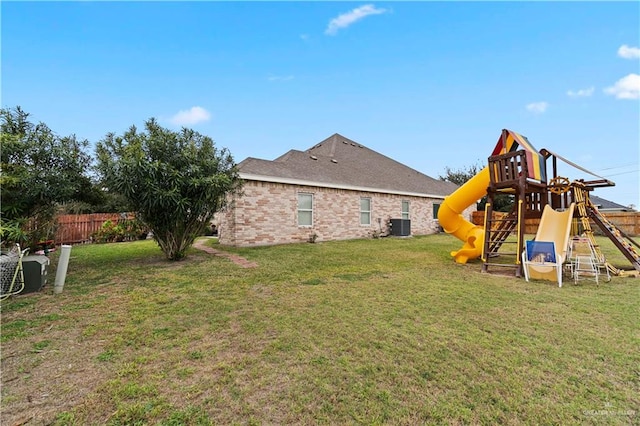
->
[389,219,411,237]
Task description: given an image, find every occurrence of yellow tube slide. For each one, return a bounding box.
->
[438,167,490,264]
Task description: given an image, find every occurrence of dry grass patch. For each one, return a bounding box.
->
[1,236,638,425]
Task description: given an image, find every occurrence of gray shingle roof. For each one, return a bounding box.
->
[590,195,633,211]
[238,133,458,197]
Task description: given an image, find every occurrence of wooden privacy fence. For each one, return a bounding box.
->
[471,210,640,236]
[55,213,134,245]
[54,210,639,245]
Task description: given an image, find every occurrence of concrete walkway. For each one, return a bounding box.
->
[192,238,258,268]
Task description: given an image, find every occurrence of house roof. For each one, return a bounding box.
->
[590,195,633,211]
[237,133,459,198]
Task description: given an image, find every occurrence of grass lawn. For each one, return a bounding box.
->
[1,235,638,425]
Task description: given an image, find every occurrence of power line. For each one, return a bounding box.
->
[597,163,638,172]
[603,169,640,177]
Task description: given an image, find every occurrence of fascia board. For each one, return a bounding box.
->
[239,172,447,200]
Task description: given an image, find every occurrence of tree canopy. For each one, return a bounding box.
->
[439,162,514,212]
[439,162,483,187]
[96,119,241,260]
[1,106,96,248]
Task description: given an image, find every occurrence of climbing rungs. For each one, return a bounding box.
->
[483,263,519,268]
[485,251,518,256]
[486,231,516,236]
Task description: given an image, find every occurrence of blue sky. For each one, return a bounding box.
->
[3,1,639,208]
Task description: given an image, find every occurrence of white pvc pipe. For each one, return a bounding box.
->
[54,245,72,294]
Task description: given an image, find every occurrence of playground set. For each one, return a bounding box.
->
[438,129,640,286]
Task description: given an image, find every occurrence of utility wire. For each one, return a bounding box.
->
[597,163,638,171]
[603,169,640,178]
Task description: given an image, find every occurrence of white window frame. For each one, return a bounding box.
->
[402,200,410,220]
[433,203,441,220]
[298,193,314,227]
[360,197,371,225]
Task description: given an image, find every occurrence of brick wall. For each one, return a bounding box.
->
[217,180,468,247]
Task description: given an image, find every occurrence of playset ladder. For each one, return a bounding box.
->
[481,149,545,277]
[587,207,640,273]
[483,209,519,254]
[573,186,640,274]
[485,210,518,254]
[481,202,524,276]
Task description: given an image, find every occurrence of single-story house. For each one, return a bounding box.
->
[589,195,635,212]
[217,133,465,247]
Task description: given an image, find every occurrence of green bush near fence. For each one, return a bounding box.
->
[90,218,149,243]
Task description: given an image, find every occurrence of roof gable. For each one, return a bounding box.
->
[238,133,458,197]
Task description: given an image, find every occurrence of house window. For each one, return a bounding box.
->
[402,201,410,220]
[360,197,371,225]
[298,193,313,226]
[433,203,441,220]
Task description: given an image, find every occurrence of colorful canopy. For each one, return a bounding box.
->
[492,129,546,182]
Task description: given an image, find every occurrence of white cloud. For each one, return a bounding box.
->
[267,75,294,82]
[526,102,548,114]
[169,106,211,126]
[604,73,640,100]
[567,87,595,98]
[617,44,640,59]
[325,4,387,36]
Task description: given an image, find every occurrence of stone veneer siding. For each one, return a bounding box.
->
[217,180,472,247]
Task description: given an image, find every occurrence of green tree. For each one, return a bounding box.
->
[1,106,94,249]
[439,162,483,187]
[96,119,241,260]
[439,162,514,212]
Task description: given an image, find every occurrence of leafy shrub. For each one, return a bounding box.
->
[0,219,28,249]
[92,218,149,243]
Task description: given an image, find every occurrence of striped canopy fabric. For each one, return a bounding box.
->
[491,129,546,182]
